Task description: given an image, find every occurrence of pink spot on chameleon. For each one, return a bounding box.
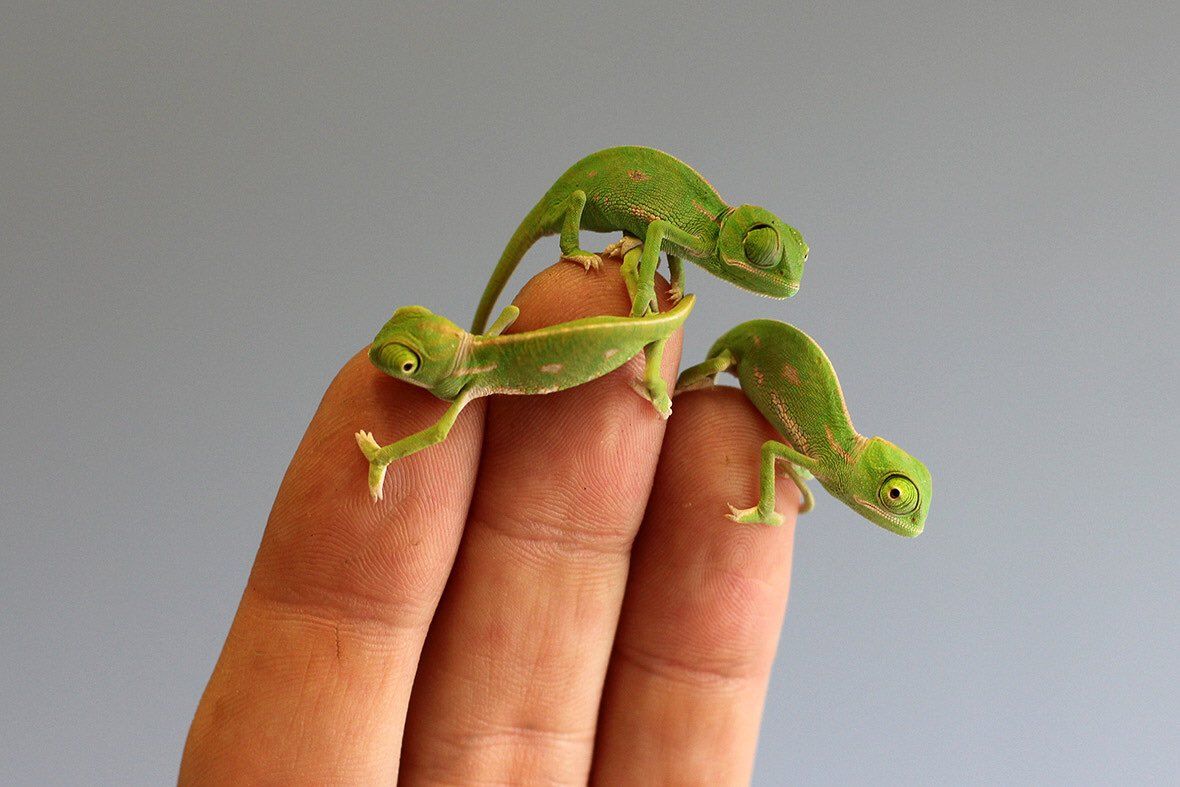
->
[753,367,766,385]
[781,362,801,385]
[627,169,650,182]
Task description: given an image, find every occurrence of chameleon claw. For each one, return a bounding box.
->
[667,284,684,304]
[355,430,380,460]
[355,430,389,500]
[726,503,784,527]
[629,377,672,419]
[561,252,602,271]
[602,235,643,259]
[367,462,388,501]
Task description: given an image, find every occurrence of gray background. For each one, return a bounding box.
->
[2,2,1176,784]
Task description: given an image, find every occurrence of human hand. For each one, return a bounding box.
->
[180,259,800,785]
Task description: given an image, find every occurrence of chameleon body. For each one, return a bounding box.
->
[471,146,809,333]
[357,291,695,501]
[676,321,931,536]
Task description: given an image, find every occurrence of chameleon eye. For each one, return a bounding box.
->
[877,475,919,515]
[742,226,781,269]
[373,343,420,376]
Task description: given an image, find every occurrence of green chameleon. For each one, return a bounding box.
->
[471,145,809,332]
[357,289,695,501]
[676,320,931,536]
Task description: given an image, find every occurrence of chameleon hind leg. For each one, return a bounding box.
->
[727,440,817,527]
[553,190,601,271]
[355,390,476,501]
[675,349,736,393]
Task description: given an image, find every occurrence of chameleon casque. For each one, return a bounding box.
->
[676,320,931,536]
[357,284,695,501]
[470,146,809,333]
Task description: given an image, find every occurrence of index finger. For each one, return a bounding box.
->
[181,344,486,783]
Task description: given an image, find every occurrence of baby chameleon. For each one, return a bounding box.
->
[471,146,809,331]
[357,293,695,501]
[675,321,931,536]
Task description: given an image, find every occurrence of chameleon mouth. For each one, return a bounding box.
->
[721,255,802,297]
[853,496,923,537]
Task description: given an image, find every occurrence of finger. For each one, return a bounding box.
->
[592,386,799,785]
[399,258,683,784]
[181,349,485,783]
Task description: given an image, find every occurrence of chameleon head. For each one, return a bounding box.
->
[368,306,467,391]
[833,436,931,537]
[715,205,808,298]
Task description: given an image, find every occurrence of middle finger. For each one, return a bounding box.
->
[399,258,682,784]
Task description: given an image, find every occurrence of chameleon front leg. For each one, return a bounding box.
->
[630,220,708,317]
[674,349,736,393]
[618,243,678,418]
[484,304,520,337]
[355,389,476,501]
[554,190,601,271]
[631,336,673,419]
[727,440,817,527]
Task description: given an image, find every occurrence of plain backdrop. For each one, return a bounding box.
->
[2,2,1177,784]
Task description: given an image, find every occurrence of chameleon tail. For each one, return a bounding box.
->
[471,200,549,333]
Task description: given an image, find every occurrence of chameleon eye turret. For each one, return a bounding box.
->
[742,226,781,269]
[371,343,420,378]
[877,474,920,516]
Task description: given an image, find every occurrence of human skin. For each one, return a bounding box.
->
[180,258,799,785]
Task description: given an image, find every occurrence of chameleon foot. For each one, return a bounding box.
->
[561,252,602,271]
[602,235,643,259]
[630,377,672,419]
[630,286,658,318]
[355,430,390,501]
[666,284,684,304]
[726,503,785,528]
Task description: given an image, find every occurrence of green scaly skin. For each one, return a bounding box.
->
[471,146,809,333]
[675,321,931,536]
[357,285,695,501]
